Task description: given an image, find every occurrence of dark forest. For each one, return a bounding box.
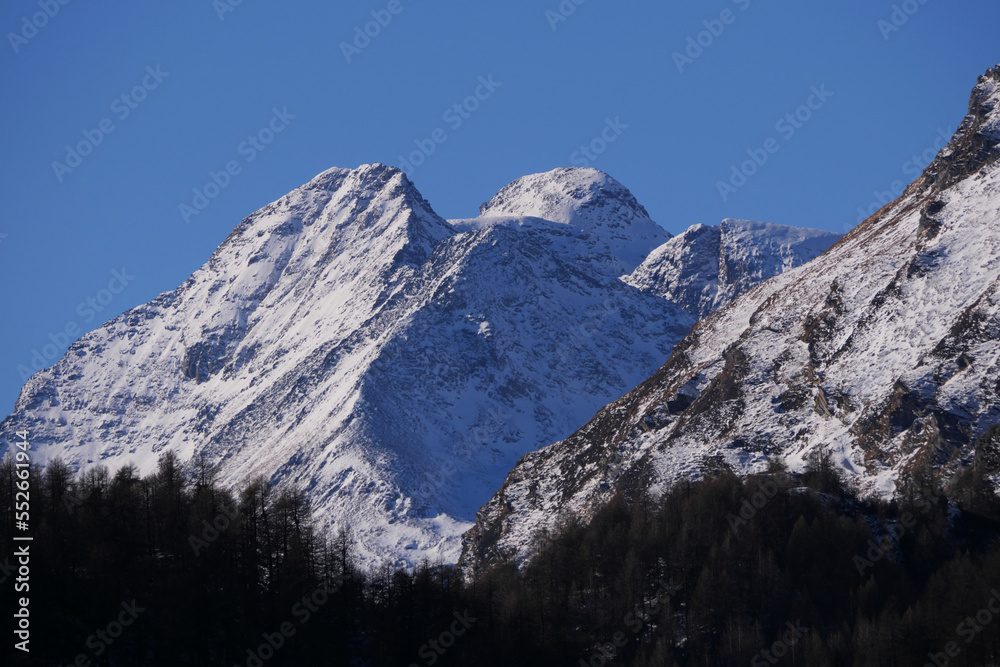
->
[4,448,1000,666]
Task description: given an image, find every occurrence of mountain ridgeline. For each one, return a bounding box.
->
[460,64,1000,575]
[0,165,837,569]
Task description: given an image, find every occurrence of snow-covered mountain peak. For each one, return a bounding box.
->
[460,65,1000,577]
[302,162,406,193]
[476,167,671,272]
[220,163,452,250]
[243,163,456,277]
[718,218,836,248]
[0,162,701,570]
[623,219,840,319]
[1,156,839,571]
[479,167,647,223]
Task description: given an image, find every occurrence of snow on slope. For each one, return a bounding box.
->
[477,167,673,273]
[624,219,841,319]
[1,165,698,569]
[460,64,1000,576]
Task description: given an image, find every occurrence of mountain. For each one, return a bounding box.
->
[2,154,844,569]
[1,166,705,569]
[624,219,841,319]
[460,64,1000,576]
[476,167,673,275]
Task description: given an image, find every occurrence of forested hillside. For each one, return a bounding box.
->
[4,446,1000,666]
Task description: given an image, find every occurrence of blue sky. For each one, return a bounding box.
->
[1,0,998,412]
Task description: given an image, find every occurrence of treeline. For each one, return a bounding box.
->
[2,450,1000,666]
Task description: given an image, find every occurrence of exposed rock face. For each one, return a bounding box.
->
[923,65,1000,191]
[460,65,1000,577]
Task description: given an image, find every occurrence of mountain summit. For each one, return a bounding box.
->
[625,219,841,319]
[460,64,1000,576]
[1,165,695,567]
[477,167,672,272]
[1,160,838,568]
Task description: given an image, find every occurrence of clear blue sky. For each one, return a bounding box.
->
[1,0,998,413]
